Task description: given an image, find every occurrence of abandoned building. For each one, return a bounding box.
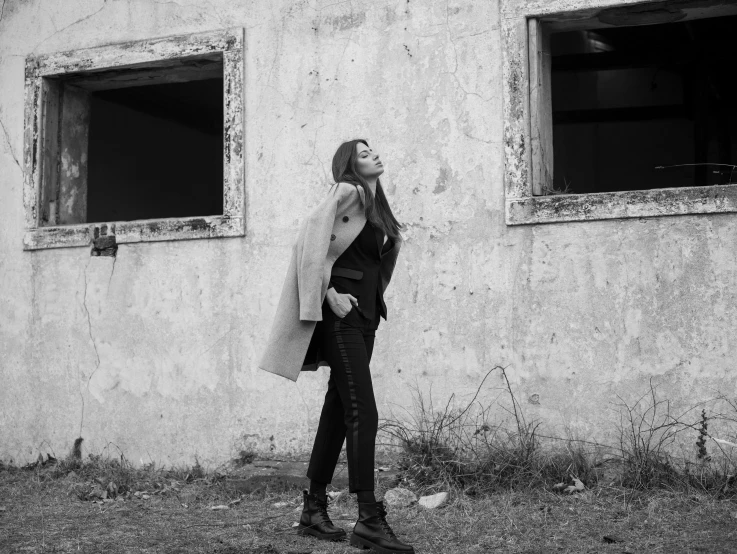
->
[1,0,736,465]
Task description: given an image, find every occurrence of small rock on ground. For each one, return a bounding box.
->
[383,487,417,507]
[418,492,448,510]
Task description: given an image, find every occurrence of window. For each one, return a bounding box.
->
[501,0,737,224]
[88,79,224,223]
[23,28,245,250]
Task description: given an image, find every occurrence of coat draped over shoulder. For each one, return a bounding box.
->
[258,182,402,381]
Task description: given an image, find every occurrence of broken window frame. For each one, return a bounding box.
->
[22,28,245,251]
[501,0,737,225]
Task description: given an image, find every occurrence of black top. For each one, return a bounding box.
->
[329,220,394,326]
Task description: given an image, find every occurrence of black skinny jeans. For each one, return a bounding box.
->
[306,301,379,492]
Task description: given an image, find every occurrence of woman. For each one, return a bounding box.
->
[259,139,414,553]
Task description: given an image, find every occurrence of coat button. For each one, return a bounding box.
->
[330,234,336,241]
[342,216,349,222]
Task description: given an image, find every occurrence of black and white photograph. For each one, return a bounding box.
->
[1,0,737,552]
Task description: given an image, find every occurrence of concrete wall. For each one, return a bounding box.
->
[1,0,735,466]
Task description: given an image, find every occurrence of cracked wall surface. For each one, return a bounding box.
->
[1,0,736,466]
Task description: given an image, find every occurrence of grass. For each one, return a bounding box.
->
[2,460,737,553]
[381,366,607,495]
[3,371,737,552]
[381,368,737,500]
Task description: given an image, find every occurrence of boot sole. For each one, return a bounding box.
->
[350,533,415,554]
[297,524,346,542]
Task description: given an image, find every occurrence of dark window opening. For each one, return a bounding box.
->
[551,15,737,194]
[87,78,224,223]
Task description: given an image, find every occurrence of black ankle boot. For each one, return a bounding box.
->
[350,501,415,553]
[297,489,346,541]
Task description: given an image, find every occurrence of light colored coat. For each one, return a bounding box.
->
[259,182,402,381]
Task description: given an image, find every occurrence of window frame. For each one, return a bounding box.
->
[501,0,737,225]
[22,28,245,250]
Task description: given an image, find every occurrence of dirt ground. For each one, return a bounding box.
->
[2,466,737,554]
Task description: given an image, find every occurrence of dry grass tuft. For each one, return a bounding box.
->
[381,369,737,499]
[381,367,603,494]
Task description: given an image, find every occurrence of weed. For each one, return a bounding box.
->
[542,176,573,195]
[1,437,235,505]
[613,380,685,490]
[383,371,737,498]
[696,409,709,461]
[612,379,736,496]
[380,366,600,494]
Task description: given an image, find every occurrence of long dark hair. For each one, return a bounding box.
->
[331,139,403,241]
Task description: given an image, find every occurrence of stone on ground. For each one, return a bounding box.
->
[383,487,417,507]
[418,492,449,509]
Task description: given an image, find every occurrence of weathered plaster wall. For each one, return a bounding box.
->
[1,0,735,466]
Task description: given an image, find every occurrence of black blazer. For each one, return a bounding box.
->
[328,220,394,324]
[302,217,399,368]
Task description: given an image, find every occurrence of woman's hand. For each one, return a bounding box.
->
[326,287,357,318]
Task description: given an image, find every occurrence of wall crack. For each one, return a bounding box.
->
[0,116,20,169]
[80,257,101,435]
[107,255,117,291]
[33,0,109,53]
[442,0,493,104]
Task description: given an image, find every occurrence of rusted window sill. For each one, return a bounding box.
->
[23,215,244,250]
[506,184,737,225]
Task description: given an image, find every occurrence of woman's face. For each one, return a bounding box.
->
[354,142,384,180]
